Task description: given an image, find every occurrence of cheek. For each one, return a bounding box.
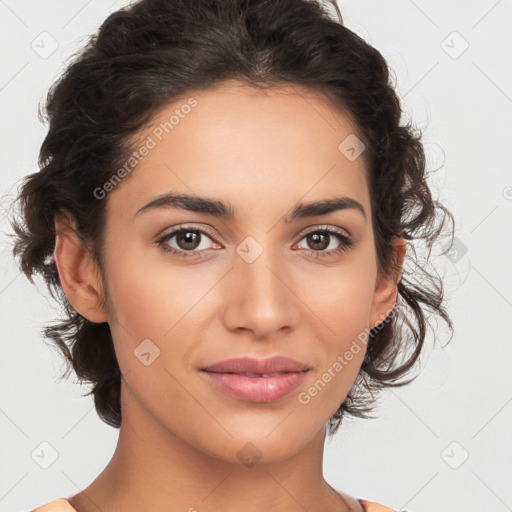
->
[302,255,377,333]
[104,240,212,337]
[103,245,217,389]
[103,252,200,427]
[298,257,376,404]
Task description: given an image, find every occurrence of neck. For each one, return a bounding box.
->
[68,383,350,512]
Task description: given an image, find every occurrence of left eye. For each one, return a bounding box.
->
[297,230,346,252]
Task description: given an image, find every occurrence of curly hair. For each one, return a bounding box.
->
[7,0,454,434]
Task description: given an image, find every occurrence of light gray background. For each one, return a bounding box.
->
[1,1,511,511]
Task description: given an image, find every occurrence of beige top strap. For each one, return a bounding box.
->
[30,497,77,512]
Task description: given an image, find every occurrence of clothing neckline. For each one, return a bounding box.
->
[33,492,367,512]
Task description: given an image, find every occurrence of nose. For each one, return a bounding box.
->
[221,245,301,340]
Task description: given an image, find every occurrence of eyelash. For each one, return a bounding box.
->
[155,224,355,260]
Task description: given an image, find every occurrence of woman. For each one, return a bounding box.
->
[9,0,453,510]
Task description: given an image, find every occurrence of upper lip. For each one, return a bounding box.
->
[201,356,310,374]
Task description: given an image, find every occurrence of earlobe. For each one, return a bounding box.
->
[53,210,108,324]
[369,237,406,328]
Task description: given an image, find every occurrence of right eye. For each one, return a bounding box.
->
[156,225,222,259]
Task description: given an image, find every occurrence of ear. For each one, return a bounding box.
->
[53,209,108,323]
[369,236,406,328]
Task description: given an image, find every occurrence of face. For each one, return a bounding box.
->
[56,80,401,464]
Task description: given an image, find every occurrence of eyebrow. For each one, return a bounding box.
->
[134,192,367,223]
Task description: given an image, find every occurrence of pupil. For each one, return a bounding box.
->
[178,231,199,249]
[309,232,328,250]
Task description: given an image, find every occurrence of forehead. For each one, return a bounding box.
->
[107,81,370,223]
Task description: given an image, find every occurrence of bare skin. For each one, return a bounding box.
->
[54,80,405,512]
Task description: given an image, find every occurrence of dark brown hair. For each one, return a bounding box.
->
[8,0,454,434]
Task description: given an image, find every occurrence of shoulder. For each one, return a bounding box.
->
[335,489,398,512]
[30,497,77,512]
[358,498,398,512]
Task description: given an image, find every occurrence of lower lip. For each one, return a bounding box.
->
[200,370,309,402]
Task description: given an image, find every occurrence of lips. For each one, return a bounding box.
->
[200,356,310,402]
[201,356,310,374]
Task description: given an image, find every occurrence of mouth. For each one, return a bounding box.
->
[199,355,311,402]
[200,355,310,374]
[199,368,310,403]
[204,371,301,377]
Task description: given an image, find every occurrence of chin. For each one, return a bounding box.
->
[197,428,314,466]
